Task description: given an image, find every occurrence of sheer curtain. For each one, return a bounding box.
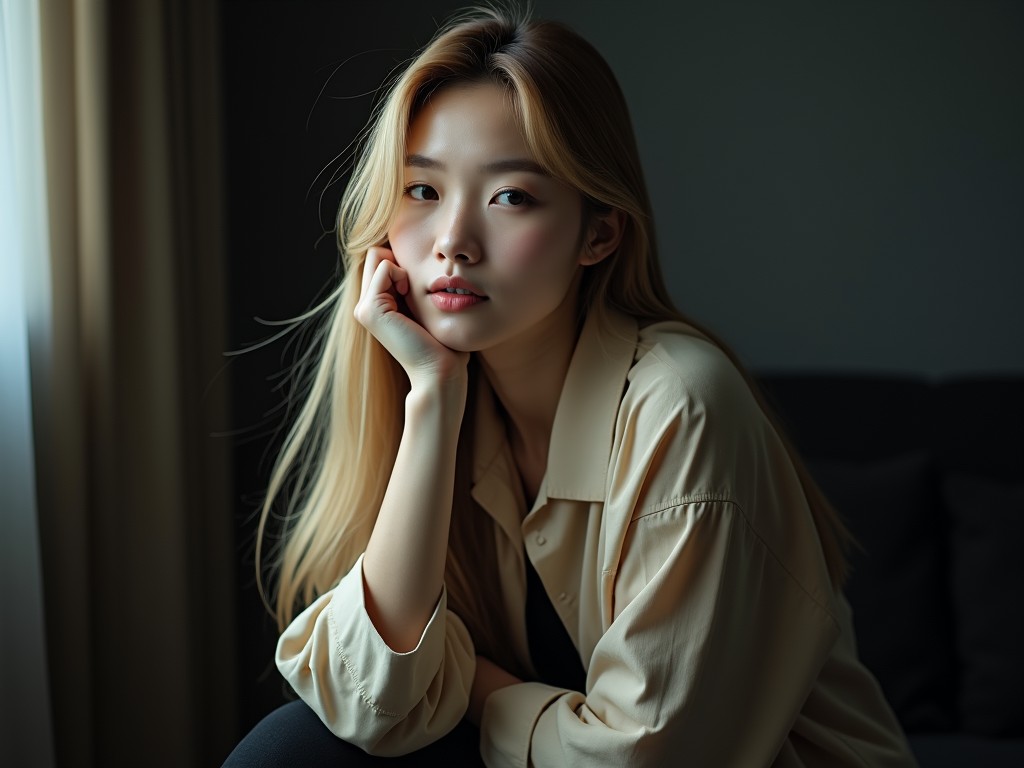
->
[0,1,57,765]
[3,1,236,765]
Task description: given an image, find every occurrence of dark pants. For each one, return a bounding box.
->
[221,699,486,766]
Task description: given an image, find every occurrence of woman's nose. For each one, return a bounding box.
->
[434,204,481,264]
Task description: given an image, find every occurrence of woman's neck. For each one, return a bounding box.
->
[478,293,581,502]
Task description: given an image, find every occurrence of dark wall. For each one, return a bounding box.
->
[547,0,1023,376]
[220,0,1023,738]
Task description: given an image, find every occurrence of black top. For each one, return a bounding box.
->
[524,550,587,693]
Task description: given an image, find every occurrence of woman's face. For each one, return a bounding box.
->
[387,82,587,355]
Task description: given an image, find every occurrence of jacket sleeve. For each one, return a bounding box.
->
[480,500,840,767]
[276,552,477,756]
[481,340,842,767]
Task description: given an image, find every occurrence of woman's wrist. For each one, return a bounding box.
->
[467,655,521,727]
[406,371,469,419]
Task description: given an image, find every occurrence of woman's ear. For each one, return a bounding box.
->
[579,208,626,266]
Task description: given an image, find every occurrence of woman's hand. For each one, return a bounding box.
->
[467,655,522,727]
[353,245,468,390]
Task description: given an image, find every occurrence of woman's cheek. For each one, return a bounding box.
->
[499,224,563,269]
[386,227,416,270]
[386,207,423,261]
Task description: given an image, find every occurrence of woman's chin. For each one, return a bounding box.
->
[401,309,467,351]
[433,333,483,355]
[424,323,488,355]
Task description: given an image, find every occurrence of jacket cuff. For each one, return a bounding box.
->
[480,681,567,768]
[326,553,449,715]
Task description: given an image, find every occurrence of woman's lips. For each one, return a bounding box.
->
[429,292,487,311]
[427,276,488,312]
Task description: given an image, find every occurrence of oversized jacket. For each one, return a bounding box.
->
[276,308,918,767]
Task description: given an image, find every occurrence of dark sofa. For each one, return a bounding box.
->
[755,374,1024,767]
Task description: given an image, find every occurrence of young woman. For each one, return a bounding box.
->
[225,6,917,767]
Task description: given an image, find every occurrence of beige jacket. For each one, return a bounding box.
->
[277,309,918,767]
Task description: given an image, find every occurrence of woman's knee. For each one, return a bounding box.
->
[222,700,367,767]
[221,699,483,767]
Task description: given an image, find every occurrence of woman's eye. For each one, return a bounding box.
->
[405,184,438,201]
[493,188,531,207]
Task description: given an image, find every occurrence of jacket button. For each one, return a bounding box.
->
[535,533,547,546]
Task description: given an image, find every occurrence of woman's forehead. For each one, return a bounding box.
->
[406,83,533,167]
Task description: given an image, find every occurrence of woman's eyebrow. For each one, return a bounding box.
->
[406,153,443,169]
[483,158,549,176]
[405,154,548,176]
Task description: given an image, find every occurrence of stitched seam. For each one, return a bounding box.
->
[633,498,838,623]
[330,610,402,719]
[627,347,839,622]
[335,643,401,718]
[632,491,733,520]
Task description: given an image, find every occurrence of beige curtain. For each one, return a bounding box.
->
[35,1,235,765]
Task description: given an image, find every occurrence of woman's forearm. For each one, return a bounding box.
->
[467,656,522,727]
[361,379,467,652]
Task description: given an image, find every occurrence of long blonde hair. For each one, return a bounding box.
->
[257,5,851,670]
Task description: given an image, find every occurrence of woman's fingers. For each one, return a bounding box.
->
[354,248,431,364]
[359,245,407,304]
[356,258,403,325]
[354,246,468,387]
[357,246,405,315]
[360,245,391,301]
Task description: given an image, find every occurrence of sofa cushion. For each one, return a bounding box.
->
[908,733,1024,768]
[810,452,957,733]
[943,473,1024,737]
[935,379,1024,482]
[757,375,934,462]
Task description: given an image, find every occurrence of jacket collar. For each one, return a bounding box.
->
[473,308,639,508]
[545,308,638,502]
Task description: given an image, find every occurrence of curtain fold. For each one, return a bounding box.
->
[1,0,57,764]
[36,1,235,765]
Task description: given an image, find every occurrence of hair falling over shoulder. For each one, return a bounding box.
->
[256,3,852,664]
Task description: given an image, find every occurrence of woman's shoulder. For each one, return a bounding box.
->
[627,319,757,419]
[603,319,768,494]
